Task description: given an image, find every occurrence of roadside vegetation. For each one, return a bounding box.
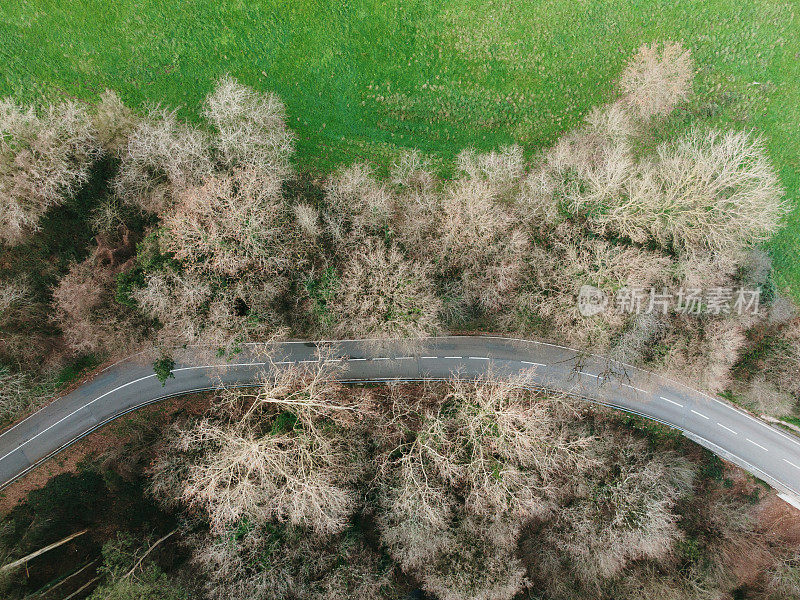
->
[4,367,799,600]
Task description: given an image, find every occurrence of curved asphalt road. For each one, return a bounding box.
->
[1,336,799,502]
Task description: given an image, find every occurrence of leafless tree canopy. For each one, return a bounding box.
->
[329,239,442,339]
[0,99,101,244]
[149,368,719,600]
[202,74,294,176]
[0,38,796,600]
[619,41,695,120]
[152,362,366,536]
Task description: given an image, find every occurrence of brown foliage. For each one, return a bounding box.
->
[52,251,144,356]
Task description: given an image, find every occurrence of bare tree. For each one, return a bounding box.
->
[114,106,212,214]
[375,377,595,600]
[661,316,748,393]
[0,98,101,244]
[456,144,524,197]
[619,41,694,120]
[0,365,51,425]
[763,552,800,599]
[519,231,673,346]
[191,523,398,600]
[91,90,138,155]
[52,255,145,356]
[328,239,442,339]
[391,148,435,190]
[542,436,694,587]
[324,162,393,243]
[133,267,281,352]
[161,166,306,278]
[202,75,294,178]
[433,178,529,312]
[615,129,787,255]
[154,364,366,536]
[403,515,528,600]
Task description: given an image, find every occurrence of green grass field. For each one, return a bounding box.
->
[1,0,798,296]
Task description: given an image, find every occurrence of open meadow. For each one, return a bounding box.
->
[2,0,798,295]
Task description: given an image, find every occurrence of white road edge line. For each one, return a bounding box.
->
[691,409,710,420]
[8,334,800,454]
[747,439,769,451]
[717,423,737,435]
[661,396,683,408]
[0,373,157,463]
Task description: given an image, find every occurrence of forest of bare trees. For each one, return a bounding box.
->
[0,43,793,421]
[144,362,800,600]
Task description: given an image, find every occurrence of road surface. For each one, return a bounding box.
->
[1,336,799,502]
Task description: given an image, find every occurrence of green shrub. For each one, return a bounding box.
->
[153,356,175,386]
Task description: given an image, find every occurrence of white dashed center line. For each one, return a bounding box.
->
[520,360,545,367]
[691,410,710,420]
[579,371,599,378]
[373,357,390,361]
[622,384,647,394]
[396,356,413,360]
[444,356,462,359]
[747,439,768,451]
[469,356,490,361]
[349,358,367,362]
[660,396,683,408]
[717,423,737,435]
[783,459,800,470]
